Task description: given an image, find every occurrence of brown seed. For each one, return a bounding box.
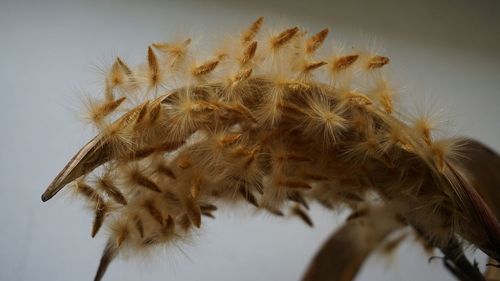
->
[92,201,107,237]
[303,61,328,72]
[306,28,329,54]
[241,16,264,44]
[271,27,299,48]
[190,177,202,199]
[134,101,150,126]
[219,134,242,147]
[244,147,259,167]
[75,180,101,205]
[287,81,310,91]
[108,60,124,87]
[116,57,134,77]
[99,177,127,205]
[91,97,127,122]
[367,55,390,69]
[415,120,432,145]
[103,96,127,113]
[332,55,359,72]
[159,215,175,235]
[267,207,284,217]
[191,100,219,113]
[147,102,162,124]
[192,59,220,76]
[147,46,159,85]
[292,205,313,227]
[318,199,333,209]
[432,145,445,173]
[379,93,393,114]
[116,57,137,87]
[94,240,117,281]
[186,197,201,228]
[144,200,164,226]
[164,215,174,229]
[131,171,161,193]
[287,191,309,210]
[142,237,157,246]
[346,91,373,105]
[239,186,259,207]
[115,224,128,247]
[240,41,258,66]
[233,68,253,83]
[152,38,190,55]
[201,210,215,218]
[104,79,114,101]
[200,203,218,212]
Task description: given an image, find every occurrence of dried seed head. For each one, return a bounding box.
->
[42,17,499,281]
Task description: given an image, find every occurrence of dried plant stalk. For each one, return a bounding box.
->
[42,17,499,281]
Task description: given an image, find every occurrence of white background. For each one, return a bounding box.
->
[1,0,499,280]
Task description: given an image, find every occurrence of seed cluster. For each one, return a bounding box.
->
[42,17,500,281]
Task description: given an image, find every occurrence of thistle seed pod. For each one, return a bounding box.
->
[42,17,500,281]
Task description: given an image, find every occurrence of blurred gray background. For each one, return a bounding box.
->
[0,0,499,280]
